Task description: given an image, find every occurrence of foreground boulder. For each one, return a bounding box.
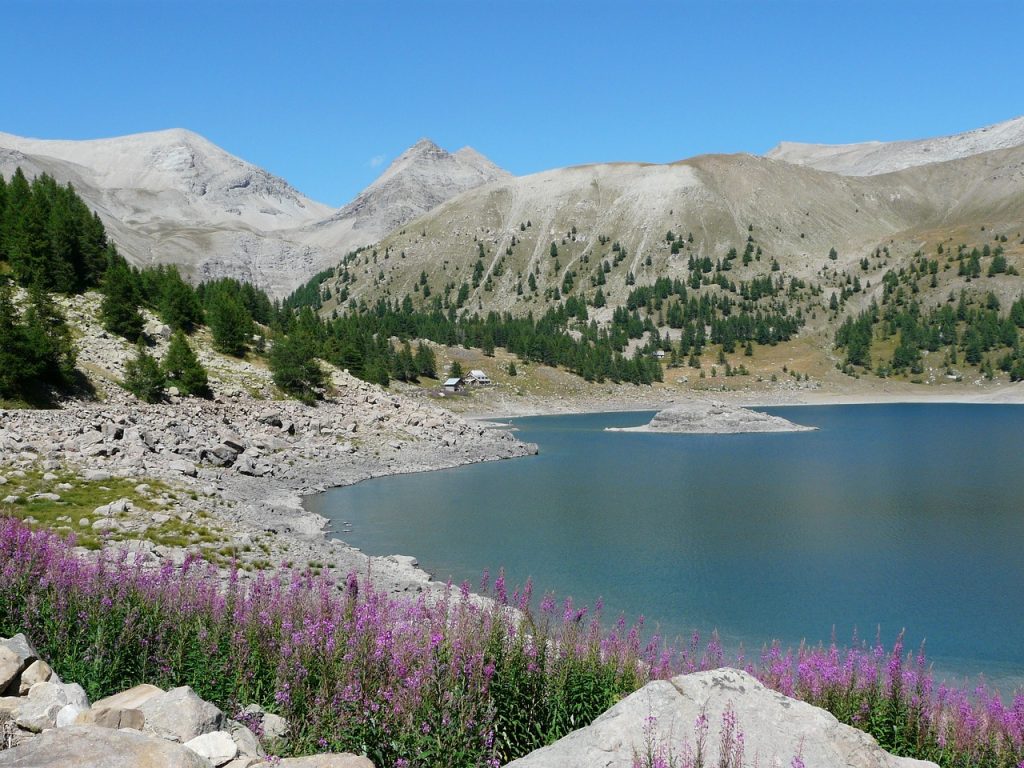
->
[0,725,211,767]
[506,668,936,768]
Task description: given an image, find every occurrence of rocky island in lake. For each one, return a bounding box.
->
[606,399,815,434]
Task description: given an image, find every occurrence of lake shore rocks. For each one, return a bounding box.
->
[0,366,536,596]
[606,398,815,434]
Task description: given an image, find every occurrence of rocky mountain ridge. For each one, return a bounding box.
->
[767,114,1024,176]
[2,116,1021,303]
[0,131,507,297]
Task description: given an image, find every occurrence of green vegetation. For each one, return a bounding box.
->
[122,343,166,402]
[161,331,211,397]
[835,247,1024,379]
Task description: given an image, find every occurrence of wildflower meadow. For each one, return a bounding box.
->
[0,516,1021,767]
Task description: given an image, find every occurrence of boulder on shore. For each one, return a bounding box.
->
[506,668,936,768]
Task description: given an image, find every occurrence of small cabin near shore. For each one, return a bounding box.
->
[443,377,465,393]
[464,369,492,386]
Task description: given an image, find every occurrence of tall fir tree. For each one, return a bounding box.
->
[162,331,210,397]
[123,343,165,403]
[100,254,144,341]
[206,291,252,357]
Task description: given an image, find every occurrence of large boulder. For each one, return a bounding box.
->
[506,668,937,768]
[138,685,225,742]
[0,724,212,767]
[0,636,38,695]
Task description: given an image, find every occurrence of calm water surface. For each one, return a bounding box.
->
[306,404,1024,687]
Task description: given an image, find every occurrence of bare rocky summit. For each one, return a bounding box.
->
[607,400,814,434]
[767,114,1024,176]
[303,138,509,252]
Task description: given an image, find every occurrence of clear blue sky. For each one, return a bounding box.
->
[4,0,1022,207]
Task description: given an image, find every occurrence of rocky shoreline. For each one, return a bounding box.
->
[0,374,536,596]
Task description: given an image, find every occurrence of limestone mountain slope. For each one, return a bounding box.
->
[0,129,332,296]
[0,131,507,298]
[767,114,1024,175]
[320,141,1024,316]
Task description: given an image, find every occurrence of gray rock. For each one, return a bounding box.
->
[92,683,163,711]
[506,668,935,768]
[240,703,288,742]
[75,706,144,730]
[139,685,225,742]
[184,730,238,766]
[18,659,54,695]
[0,724,213,767]
[54,702,87,728]
[0,635,38,694]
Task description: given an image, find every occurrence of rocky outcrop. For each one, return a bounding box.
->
[606,399,814,434]
[507,668,936,768]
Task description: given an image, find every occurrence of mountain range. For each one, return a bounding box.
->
[1,117,1022,304]
[0,130,506,297]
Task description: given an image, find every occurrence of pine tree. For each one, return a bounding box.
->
[162,331,210,397]
[22,283,76,388]
[414,342,437,378]
[158,269,203,333]
[123,344,165,403]
[0,280,33,398]
[269,332,326,403]
[207,291,252,357]
[101,256,144,341]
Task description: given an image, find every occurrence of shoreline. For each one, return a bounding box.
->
[462,385,1024,421]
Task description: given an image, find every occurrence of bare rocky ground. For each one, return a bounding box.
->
[0,293,535,595]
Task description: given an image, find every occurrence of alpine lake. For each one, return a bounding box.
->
[305,404,1024,691]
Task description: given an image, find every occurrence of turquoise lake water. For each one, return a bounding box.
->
[306,404,1024,689]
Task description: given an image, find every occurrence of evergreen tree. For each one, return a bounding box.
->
[157,268,203,333]
[162,331,210,397]
[448,360,464,379]
[207,291,252,357]
[100,256,144,341]
[269,332,326,403]
[123,344,165,403]
[22,283,76,388]
[414,342,437,378]
[0,281,33,398]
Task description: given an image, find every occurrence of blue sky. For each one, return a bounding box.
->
[4,0,1022,206]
